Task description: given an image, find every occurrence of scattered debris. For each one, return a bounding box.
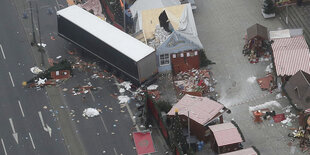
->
[37,43,47,47]
[119,88,125,93]
[119,81,132,90]
[118,95,131,104]
[147,85,159,91]
[82,108,100,117]
[174,69,216,97]
[276,93,282,99]
[56,56,62,59]
[30,66,43,74]
[265,63,273,73]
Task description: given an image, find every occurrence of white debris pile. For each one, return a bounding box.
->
[148,25,171,49]
[265,63,273,73]
[276,93,282,99]
[147,84,158,91]
[281,113,296,126]
[119,81,132,90]
[118,95,131,104]
[119,88,125,93]
[282,105,293,113]
[30,66,43,74]
[37,78,47,85]
[83,108,100,117]
[249,100,282,112]
[247,76,257,83]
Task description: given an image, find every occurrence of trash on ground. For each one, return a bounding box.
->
[30,66,43,74]
[147,85,159,91]
[118,95,130,104]
[83,108,100,117]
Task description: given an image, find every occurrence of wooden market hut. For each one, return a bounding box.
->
[167,94,228,142]
[209,121,245,154]
[245,23,268,56]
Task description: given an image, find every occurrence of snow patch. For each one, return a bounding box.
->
[249,100,282,112]
[247,76,257,83]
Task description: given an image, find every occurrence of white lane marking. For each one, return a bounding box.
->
[89,90,96,102]
[18,100,25,117]
[8,72,15,87]
[99,117,108,133]
[113,147,118,155]
[28,132,36,149]
[55,0,60,9]
[38,111,52,137]
[9,118,19,144]
[1,138,8,155]
[0,44,6,59]
[114,78,140,132]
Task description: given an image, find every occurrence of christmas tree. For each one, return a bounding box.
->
[170,109,188,153]
[263,0,276,14]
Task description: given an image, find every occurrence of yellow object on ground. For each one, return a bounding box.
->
[22,81,27,86]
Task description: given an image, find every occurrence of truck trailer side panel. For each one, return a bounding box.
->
[57,15,140,81]
[137,52,158,83]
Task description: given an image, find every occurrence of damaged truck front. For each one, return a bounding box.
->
[57,5,158,85]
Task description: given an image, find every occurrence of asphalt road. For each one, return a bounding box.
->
[7,0,141,154]
[0,0,68,154]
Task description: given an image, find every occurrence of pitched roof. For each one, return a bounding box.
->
[219,147,258,155]
[167,94,224,125]
[209,122,243,146]
[247,23,268,40]
[271,35,310,76]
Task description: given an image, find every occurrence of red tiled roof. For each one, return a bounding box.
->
[219,147,258,155]
[271,35,310,76]
[209,122,243,146]
[167,94,224,125]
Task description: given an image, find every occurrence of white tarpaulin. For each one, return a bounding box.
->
[83,108,100,117]
[30,66,43,74]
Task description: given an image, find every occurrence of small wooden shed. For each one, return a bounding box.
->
[209,122,244,154]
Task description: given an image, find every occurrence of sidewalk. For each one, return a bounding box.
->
[194,0,304,154]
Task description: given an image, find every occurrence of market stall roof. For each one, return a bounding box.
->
[247,23,268,40]
[130,0,180,19]
[284,70,310,110]
[219,147,258,155]
[269,29,303,39]
[209,122,243,147]
[167,94,224,125]
[271,35,310,76]
[57,5,154,62]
